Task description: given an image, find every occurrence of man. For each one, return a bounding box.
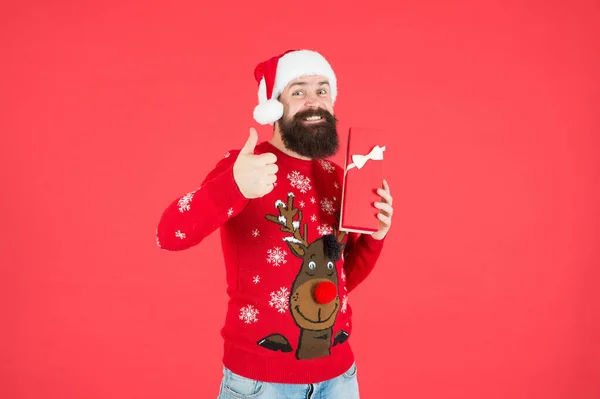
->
[156,49,394,399]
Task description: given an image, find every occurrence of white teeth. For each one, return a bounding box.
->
[305,116,322,121]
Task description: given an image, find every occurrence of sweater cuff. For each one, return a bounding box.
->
[205,164,249,211]
[362,232,386,249]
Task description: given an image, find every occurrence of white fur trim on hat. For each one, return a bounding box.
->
[273,50,337,103]
[253,50,337,125]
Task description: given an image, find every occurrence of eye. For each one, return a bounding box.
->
[293,90,304,96]
[327,261,334,270]
[308,261,316,270]
[318,89,327,95]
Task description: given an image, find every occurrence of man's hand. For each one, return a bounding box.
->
[371,179,394,240]
[233,128,278,199]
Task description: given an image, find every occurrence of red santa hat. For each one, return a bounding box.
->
[253,49,338,125]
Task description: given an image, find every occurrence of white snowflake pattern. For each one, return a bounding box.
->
[299,200,305,208]
[253,275,260,284]
[341,267,346,282]
[320,198,335,215]
[310,197,316,204]
[177,192,194,212]
[227,208,233,217]
[239,305,259,324]
[341,295,348,313]
[311,215,317,222]
[224,151,230,158]
[333,182,339,189]
[317,224,333,236]
[287,171,312,193]
[318,159,335,173]
[267,247,288,267]
[252,229,260,238]
[175,230,186,239]
[156,234,161,248]
[269,287,290,313]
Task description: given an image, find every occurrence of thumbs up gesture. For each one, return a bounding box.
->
[233,128,278,199]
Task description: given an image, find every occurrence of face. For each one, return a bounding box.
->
[276,75,339,159]
[289,239,341,331]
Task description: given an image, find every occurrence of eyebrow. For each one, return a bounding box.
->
[289,81,330,89]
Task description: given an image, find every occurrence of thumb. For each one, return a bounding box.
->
[240,128,258,154]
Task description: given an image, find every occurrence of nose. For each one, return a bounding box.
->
[314,281,337,304]
[305,92,321,108]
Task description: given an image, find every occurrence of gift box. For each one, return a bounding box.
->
[339,127,386,234]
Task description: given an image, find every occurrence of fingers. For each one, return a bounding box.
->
[240,128,258,154]
[256,152,277,165]
[264,173,277,185]
[383,179,390,195]
[264,163,279,175]
[263,164,278,186]
[375,180,394,229]
[374,201,393,216]
[377,212,392,225]
[377,187,393,206]
[263,183,275,195]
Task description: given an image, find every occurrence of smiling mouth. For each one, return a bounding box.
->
[295,304,338,324]
[303,115,324,123]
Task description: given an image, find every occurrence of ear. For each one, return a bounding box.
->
[287,241,306,258]
[322,234,342,261]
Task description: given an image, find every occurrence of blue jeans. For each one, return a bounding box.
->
[217,363,360,399]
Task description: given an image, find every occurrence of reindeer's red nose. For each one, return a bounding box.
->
[314,281,337,304]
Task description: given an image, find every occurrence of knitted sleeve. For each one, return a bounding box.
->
[342,233,385,293]
[330,160,386,292]
[156,150,249,251]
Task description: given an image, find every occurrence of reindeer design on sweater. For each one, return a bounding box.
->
[258,193,350,360]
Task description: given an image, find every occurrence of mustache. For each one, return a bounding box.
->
[293,108,335,121]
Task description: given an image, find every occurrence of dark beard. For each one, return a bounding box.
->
[277,107,339,159]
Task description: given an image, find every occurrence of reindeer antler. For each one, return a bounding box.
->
[332,197,347,244]
[266,193,309,248]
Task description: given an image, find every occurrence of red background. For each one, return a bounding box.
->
[2,1,599,398]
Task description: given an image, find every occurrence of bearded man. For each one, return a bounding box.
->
[157,49,394,399]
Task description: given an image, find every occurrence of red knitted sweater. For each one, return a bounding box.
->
[156,141,385,384]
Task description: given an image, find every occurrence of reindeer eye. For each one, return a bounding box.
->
[308,261,316,270]
[327,261,334,270]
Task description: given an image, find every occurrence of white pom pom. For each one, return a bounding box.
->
[253,99,284,125]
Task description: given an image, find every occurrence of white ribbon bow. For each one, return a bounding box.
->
[346,145,386,170]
